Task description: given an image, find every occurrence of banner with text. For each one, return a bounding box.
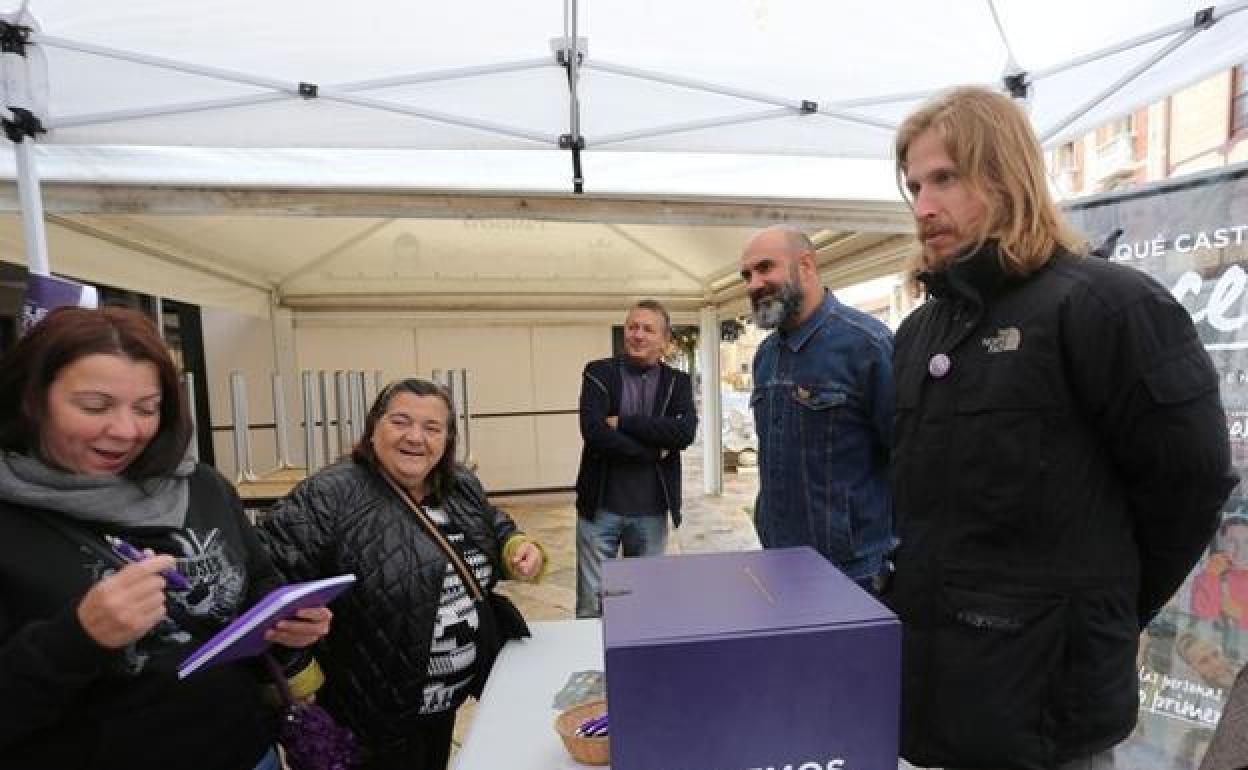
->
[1066,163,1248,769]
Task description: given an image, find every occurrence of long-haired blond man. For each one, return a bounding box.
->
[886,86,1235,770]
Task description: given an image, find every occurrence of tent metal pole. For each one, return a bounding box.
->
[594,108,795,146]
[13,140,49,276]
[559,0,586,193]
[318,371,333,462]
[1028,1,1248,82]
[229,370,258,483]
[984,0,1021,74]
[320,90,557,145]
[301,370,320,474]
[591,107,891,148]
[272,372,293,469]
[334,59,552,92]
[54,60,557,131]
[568,0,581,145]
[333,370,351,459]
[1040,27,1198,144]
[183,372,199,462]
[699,305,723,496]
[585,60,896,134]
[586,59,806,111]
[829,87,945,110]
[33,33,302,93]
[52,94,287,131]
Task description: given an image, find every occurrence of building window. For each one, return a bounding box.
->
[1234,63,1248,135]
[1055,141,1078,171]
[1096,115,1134,155]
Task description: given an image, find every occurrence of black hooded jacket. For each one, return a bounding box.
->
[884,243,1236,769]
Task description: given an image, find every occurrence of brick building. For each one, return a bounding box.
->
[1051,63,1248,195]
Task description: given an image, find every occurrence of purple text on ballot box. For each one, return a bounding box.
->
[603,547,899,770]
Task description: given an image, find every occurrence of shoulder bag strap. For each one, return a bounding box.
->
[378,471,486,603]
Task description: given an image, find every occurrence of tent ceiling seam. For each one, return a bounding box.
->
[602,223,706,289]
[46,214,275,292]
[276,219,397,291]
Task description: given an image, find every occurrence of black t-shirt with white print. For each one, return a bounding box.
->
[420,504,493,714]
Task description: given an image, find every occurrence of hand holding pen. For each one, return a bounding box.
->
[76,551,179,649]
[105,535,191,592]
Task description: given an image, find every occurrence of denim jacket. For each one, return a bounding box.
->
[750,290,895,580]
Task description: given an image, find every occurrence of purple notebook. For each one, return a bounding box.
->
[177,574,356,679]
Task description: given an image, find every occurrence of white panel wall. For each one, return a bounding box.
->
[201,307,281,481]
[292,317,613,492]
[471,416,539,491]
[535,413,583,487]
[294,326,416,384]
[415,326,535,413]
[532,326,610,410]
[294,325,417,463]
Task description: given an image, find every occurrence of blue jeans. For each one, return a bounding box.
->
[575,510,668,618]
[251,747,280,770]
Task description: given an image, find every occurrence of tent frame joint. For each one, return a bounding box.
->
[0,21,31,56]
[1004,72,1029,100]
[3,107,45,143]
[558,133,585,150]
[1193,6,1216,29]
[800,100,818,114]
[550,36,587,66]
[298,82,319,99]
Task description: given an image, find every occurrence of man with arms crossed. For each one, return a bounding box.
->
[574,299,697,618]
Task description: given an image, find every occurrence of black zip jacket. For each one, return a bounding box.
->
[884,243,1236,769]
[0,465,279,770]
[574,356,698,526]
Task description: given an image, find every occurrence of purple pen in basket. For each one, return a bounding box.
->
[576,713,609,737]
[105,535,191,592]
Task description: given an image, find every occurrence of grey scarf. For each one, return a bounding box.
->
[0,450,195,528]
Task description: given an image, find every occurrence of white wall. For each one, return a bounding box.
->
[201,307,285,481]
[293,315,613,492]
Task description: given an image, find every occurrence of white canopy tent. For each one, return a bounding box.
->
[2,0,1248,492]
[0,0,1245,297]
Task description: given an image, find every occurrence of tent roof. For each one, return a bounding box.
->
[4,1,1248,187]
[1,1,1245,316]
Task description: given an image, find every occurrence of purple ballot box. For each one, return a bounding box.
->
[603,547,899,770]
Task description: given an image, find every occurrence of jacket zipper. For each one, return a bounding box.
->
[655,376,677,512]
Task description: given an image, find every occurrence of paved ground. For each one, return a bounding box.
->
[452,444,763,753]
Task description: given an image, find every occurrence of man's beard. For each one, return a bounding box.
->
[750,280,804,329]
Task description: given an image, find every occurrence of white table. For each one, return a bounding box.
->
[454,619,607,770]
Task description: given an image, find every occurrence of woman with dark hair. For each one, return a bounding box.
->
[259,378,546,770]
[0,306,331,770]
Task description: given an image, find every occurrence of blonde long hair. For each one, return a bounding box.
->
[894,86,1085,276]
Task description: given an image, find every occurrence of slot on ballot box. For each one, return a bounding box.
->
[602,547,899,770]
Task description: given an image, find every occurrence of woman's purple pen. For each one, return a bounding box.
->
[105,535,191,591]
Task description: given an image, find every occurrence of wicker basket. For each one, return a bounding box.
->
[554,697,610,766]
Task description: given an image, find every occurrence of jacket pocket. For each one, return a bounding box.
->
[905,584,1067,770]
[1141,345,1217,405]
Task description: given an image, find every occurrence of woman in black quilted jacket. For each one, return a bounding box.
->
[259,378,546,770]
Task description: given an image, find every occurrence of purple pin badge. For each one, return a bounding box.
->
[928,353,951,379]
